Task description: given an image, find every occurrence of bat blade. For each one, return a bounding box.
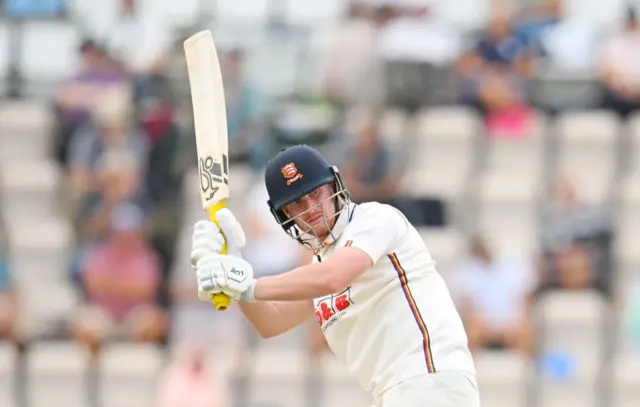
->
[184,30,230,210]
[184,30,231,311]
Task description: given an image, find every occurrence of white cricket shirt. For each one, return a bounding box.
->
[312,202,476,398]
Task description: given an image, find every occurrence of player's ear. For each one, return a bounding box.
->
[215,208,246,249]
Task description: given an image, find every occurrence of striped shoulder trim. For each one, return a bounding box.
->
[388,253,436,373]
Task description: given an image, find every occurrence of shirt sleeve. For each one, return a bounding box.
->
[341,204,407,264]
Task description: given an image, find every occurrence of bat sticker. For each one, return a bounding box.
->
[200,156,225,200]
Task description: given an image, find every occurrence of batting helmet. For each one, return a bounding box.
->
[264,145,350,247]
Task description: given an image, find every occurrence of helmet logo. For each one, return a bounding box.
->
[281,162,303,185]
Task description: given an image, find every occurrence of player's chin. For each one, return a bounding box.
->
[308,223,330,237]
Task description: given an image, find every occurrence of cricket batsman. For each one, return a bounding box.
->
[190,145,480,406]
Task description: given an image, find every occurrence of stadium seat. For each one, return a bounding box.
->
[474,350,532,407]
[0,101,53,162]
[0,23,10,93]
[404,106,479,200]
[322,379,371,407]
[484,110,547,177]
[17,281,80,338]
[27,342,88,407]
[619,172,640,231]
[100,343,165,407]
[612,353,640,407]
[7,216,72,284]
[0,342,16,407]
[378,108,410,145]
[0,159,62,220]
[563,0,627,31]
[9,216,76,336]
[555,110,620,204]
[247,347,307,407]
[417,227,464,283]
[615,174,640,278]
[535,290,610,407]
[628,113,640,173]
[539,385,599,407]
[532,67,602,111]
[475,171,540,255]
[0,100,53,130]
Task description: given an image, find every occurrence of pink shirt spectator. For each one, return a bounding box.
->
[83,241,160,322]
[156,354,225,407]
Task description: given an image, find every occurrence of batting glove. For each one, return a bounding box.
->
[190,208,256,302]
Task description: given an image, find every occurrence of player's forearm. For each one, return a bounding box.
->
[253,262,343,301]
[237,300,310,338]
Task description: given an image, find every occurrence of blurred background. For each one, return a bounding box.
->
[0,0,639,406]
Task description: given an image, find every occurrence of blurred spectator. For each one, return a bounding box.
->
[332,115,441,223]
[52,39,129,166]
[513,0,563,54]
[140,97,186,311]
[323,3,395,106]
[0,233,17,344]
[70,203,166,355]
[377,5,461,110]
[66,87,148,211]
[551,244,593,291]
[539,177,614,296]
[454,236,536,354]
[105,0,172,77]
[156,345,228,407]
[75,149,148,239]
[457,15,535,137]
[378,5,462,65]
[69,148,149,283]
[337,118,402,204]
[220,48,269,169]
[599,7,640,118]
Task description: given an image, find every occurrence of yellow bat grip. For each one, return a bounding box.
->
[207,201,230,311]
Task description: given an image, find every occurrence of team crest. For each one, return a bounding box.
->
[282,162,303,185]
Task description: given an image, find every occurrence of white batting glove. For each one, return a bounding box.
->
[190,208,256,302]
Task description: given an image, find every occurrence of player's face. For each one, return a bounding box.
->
[284,184,337,239]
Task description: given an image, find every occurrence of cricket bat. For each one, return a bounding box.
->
[184,30,230,311]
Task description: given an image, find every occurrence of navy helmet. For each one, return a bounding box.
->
[264,145,350,247]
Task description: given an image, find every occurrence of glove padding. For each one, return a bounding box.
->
[190,208,256,302]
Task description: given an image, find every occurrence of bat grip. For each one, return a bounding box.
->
[207,201,230,311]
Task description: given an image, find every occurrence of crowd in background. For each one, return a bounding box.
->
[0,0,639,406]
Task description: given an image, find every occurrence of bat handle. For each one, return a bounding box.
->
[207,201,230,311]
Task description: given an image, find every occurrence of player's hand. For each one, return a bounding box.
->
[195,252,256,302]
[191,208,246,262]
[190,209,256,302]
